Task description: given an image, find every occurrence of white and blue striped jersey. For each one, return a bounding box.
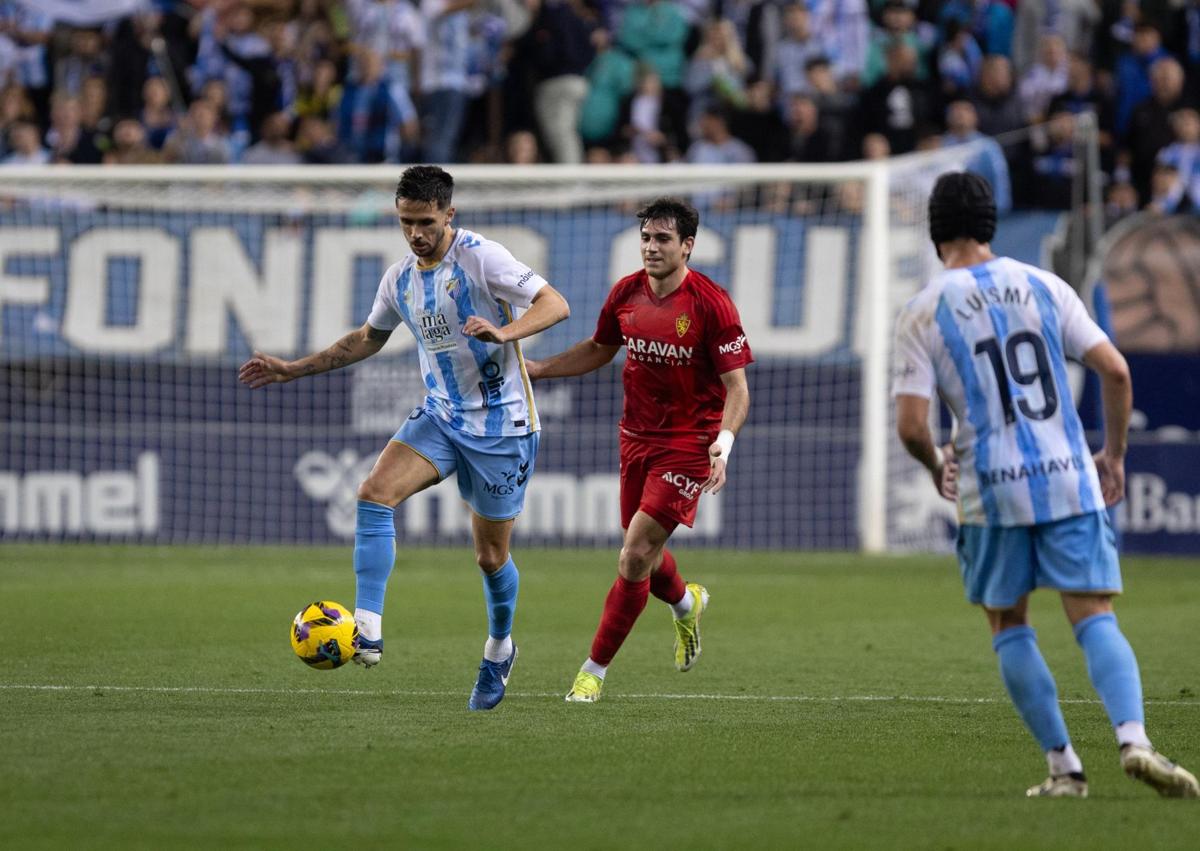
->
[892,256,1108,527]
[367,228,547,437]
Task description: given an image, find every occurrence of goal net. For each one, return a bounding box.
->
[0,136,1094,552]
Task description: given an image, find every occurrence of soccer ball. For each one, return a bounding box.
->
[290,600,358,669]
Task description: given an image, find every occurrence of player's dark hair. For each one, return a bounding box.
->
[928,171,996,246]
[395,165,454,209]
[636,197,700,242]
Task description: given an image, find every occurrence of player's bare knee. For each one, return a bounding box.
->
[988,607,1029,634]
[619,541,658,580]
[475,547,509,573]
[356,479,392,505]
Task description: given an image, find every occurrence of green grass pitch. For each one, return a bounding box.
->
[4,545,1199,849]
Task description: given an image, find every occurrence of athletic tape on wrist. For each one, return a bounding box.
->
[714,429,735,462]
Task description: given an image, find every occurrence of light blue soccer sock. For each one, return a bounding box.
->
[481,556,519,640]
[353,500,396,617]
[993,626,1071,752]
[1073,612,1145,728]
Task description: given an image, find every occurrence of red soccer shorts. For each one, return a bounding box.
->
[619,434,711,533]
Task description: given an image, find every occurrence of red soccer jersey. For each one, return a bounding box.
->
[593,268,753,449]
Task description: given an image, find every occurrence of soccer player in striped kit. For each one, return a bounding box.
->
[893,171,1198,797]
[527,197,753,702]
[240,166,570,710]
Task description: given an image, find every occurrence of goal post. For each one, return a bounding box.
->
[0,142,1082,551]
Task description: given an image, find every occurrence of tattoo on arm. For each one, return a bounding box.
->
[367,326,392,343]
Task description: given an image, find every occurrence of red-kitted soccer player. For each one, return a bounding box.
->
[526,197,753,702]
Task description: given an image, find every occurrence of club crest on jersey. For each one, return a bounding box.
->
[675,313,691,338]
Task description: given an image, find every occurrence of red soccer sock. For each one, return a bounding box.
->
[650,547,687,605]
[589,575,650,666]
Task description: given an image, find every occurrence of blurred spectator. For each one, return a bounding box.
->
[972,55,1023,139]
[0,82,35,157]
[806,56,854,159]
[505,128,541,163]
[620,67,683,163]
[686,18,751,120]
[294,59,343,121]
[339,48,416,163]
[1105,180,1140,225]
[726,0,784,89]
[1011,0,1100,73]
[80,76,113,141]
[939,0,1014,57]
[242,111,301,164]
[585,144,612,163]
[1029,109,1078,209]
[617,0,691,138]
[860,40,938,154]
[941,98,1011,214]
[45,94,101,164]
[1115,22,1169,137]
[1145,161,1183,214]
[1171,0,1200,103]
[0,1,53,122]
[937,18,982,99]
[191,3,277,155]
[863,0,931,89]
[141,77,177,150]
[2,119,47,164]
[686,107,755,163]
[774,4,822,99]
[1127,57,1188,202]
[164,98,232,164]
[731,79,788,162]
[1018,32,1069,123]
[106,11,181,121]
[420,0,474,162]
[55,28,109,99]
[295,115,353,163]
[1049,52,1110,120]
[346,0,426,106]
[104,118,163,165]
[578,28,636,150]
[1152,107,1200,211]
[808,0,870,87]
[862,131,891,159]
[785,94,833,162]
[524,0,595,164]
[618,0,690,91]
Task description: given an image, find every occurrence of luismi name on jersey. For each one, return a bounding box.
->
[623,335,695,366]
[418,311,455,353]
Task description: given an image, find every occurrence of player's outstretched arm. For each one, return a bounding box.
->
[524,338,620,381]
[1083,340,1132,506]
[703,368,751,494]
[462,285,570,344]
[895,393,958,500]
[238,323,392,388]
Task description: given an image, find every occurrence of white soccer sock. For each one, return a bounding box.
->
[355,608,382,642]
[670,589,693,619]
[1116,721,1152,749]
[1046,744,1084,777]
[484,635,513,663]
[581,658,607,679]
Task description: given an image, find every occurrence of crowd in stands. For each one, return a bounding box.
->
[3,0,1200,216]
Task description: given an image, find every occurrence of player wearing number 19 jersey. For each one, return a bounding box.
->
[526,197,753,702]
[893,171,1197,799]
